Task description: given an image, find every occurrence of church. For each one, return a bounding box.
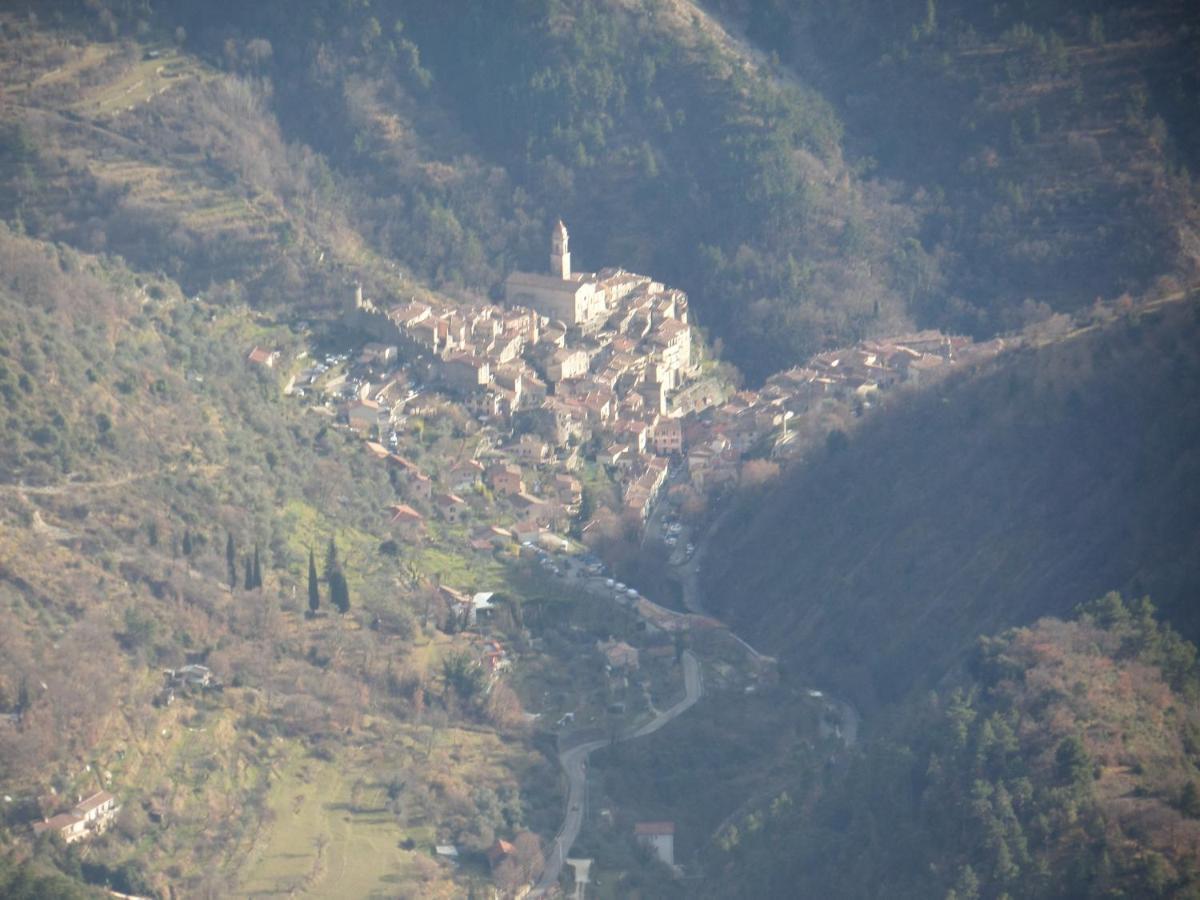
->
[504,220,607,325]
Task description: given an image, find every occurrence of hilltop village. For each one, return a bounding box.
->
[275,222,1004,566]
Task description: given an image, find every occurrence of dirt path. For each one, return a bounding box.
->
[0,471,148,496]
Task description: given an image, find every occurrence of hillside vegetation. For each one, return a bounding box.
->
[712,0,1200,334]
[0,222,558,897]
[7,0,1198,380]
[705,298,1200,708]
[1,1,1199,896]
[702,595,1200,898]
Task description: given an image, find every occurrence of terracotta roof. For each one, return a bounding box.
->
[388,504,424,523]
[486,838,516,867]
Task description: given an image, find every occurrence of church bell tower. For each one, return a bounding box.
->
[550,219,571,280]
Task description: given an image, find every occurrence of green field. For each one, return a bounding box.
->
[236,755,433,899]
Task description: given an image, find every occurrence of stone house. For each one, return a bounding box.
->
[487,462,526,496]
[512,435,550,463]
[545,347,590,383]
[33,791,118,844]
[652,417,683,456]
[440,353,491,394]
[433,492,467,523]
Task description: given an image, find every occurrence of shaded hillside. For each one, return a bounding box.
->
[109,0,919,379]
[702,597,1200,898]
[6,1,1199,379]
[704,298,1200,708]
[0,10,437,309]
[710,0,1200,334]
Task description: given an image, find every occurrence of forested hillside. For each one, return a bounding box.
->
[154,0,918,380]
[703,595,1200,898]
[704,299,1200,708]
[712,0,1200,333]
[0,226,554,896]
[6,0,1198,380]
[1,0,1199,896]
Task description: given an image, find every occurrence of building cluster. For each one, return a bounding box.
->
[337,221,701,531]
[278,222,1006,557]
[675,329,1006,479]
[32,791,119,844]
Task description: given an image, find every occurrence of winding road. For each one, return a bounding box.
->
[533,651,703,894]
[532,494,858,894]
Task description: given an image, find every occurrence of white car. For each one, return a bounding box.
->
[605,578,615,587]
[615,582,626,591]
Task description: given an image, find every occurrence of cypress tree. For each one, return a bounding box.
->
[324,537,350,613]
[307,547,320,615]
[243,556,253,591]
[252,544,262,590]
[182,528,193,557]
[226,533,237,589]
[331,569,350,615]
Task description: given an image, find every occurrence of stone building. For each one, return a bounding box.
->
[505,221,606,325]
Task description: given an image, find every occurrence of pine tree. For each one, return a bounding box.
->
[252,544,263,590]
[307,547,320,616]
[226,533,237,589]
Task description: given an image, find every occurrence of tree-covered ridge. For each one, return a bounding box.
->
[105,0,914,380]
[712,0,1200,335]
[396,0,917,378]
[704,594,1200,898]
[9,0,1196,380]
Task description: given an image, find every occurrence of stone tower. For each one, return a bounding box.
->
[550,219,570,280]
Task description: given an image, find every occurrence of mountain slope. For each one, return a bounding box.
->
[702,598,1200,898]
[0,227,550,896]
[704,297,1200,708]
[709,0,1200,334]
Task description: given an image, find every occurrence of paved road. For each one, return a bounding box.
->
[534,651,703,895]
[669,515,778,664]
